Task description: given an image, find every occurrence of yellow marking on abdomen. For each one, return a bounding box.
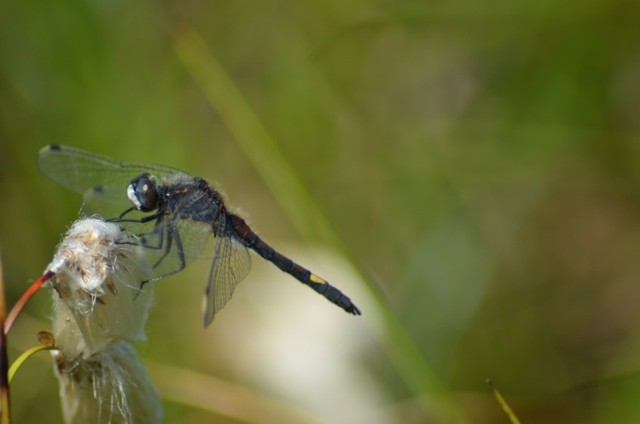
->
[309,273,326,285]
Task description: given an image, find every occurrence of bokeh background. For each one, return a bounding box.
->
[1,1,640,423]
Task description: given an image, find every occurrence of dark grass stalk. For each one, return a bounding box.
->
[0,258,10,424]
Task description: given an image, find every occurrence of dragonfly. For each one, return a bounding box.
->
[38,145,361,326]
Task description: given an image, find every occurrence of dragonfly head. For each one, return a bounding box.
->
[127,173,159,212]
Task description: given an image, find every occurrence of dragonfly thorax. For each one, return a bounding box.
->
[127,173,159,212]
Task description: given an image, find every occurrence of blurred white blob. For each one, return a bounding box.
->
[207,246,390,424]
[47,218,162,424]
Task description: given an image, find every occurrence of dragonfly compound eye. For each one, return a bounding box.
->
[127,173,159,212]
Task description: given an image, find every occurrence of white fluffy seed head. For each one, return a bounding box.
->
[47,218,162,424]
[47,218,123,293]
[47,217,155,351]
[54,342,163,424]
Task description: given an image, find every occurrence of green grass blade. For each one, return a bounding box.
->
[173,27,465,422]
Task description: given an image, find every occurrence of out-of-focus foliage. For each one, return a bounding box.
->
[1,0,639,423]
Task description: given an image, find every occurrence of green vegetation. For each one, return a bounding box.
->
[1,1,639,422]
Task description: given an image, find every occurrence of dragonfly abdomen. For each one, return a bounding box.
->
[228,213,307,277]
[228,213,361,315]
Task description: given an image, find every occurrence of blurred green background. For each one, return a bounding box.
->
[1,1,640,423]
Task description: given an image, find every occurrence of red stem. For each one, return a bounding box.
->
[4,271,55,335]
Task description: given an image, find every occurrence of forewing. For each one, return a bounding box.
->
[203,216,251,326]
[38,145,185,215]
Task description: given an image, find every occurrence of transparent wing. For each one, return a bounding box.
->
[39,144,254,323]
[136,219,217,281]
[38,145,187,214]
[203,214,252,327]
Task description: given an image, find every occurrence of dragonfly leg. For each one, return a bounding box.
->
[116,206,135,220]
[151,227,170,268]
[139,224,188,289]
[169,225,187,273]
[146,222,186,272]
[113,215,164,248]
[108,209,163,224]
